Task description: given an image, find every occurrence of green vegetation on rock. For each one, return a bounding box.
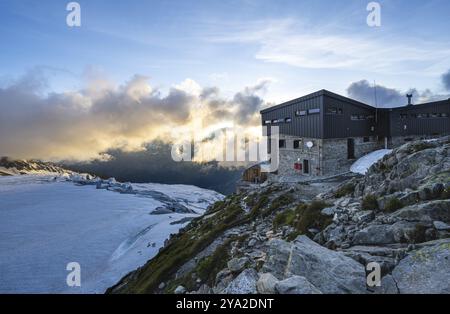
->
[384,197,404,212]
[334,183,355,198]
[362,194,379,211]
[273,200,332,241]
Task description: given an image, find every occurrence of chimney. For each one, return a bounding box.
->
[406,94,413,106]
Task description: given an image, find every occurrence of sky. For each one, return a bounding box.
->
[1,0,450,160]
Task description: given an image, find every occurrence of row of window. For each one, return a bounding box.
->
[350,114,375,120]
[264,108,321,124]
[326,107,343,115]
[400,112,449,119]
[278,139,310,149]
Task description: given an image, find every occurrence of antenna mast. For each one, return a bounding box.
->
[374,80,378,123]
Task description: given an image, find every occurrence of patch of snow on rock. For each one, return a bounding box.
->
[350,149,392,175]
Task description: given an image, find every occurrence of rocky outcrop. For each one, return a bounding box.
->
[108,137,450,294]
[275,276,322,294]
[263,236,367,294]
[391,239,450,293]
[224,269,258,294]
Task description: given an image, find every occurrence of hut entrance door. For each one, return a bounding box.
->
[347,138,355,159]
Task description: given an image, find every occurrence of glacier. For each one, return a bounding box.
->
[0,174,223,293]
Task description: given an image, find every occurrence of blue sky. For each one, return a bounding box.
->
[1,0,450,103]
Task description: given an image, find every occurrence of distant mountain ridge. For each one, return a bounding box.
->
[0,157,72,176]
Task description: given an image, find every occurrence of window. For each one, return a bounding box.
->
[431,113,439,118]
[326,107,337,114]
[441,113,449,118]
[363,137,370,143]
[264,120,271,124]
[285,117,292,123]
[366,115,375,119]
[326,107,343,115]
[295,110,307,116]
[293,140,301,149]
[351,114,366,120]
[271,119,277,123]
[308,108,320,114]
[279,139,286,148]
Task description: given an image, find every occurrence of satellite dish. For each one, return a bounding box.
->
[306,141,314,148]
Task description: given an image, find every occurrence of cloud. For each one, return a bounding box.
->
[347,79,450,107]
[208,19,450,75]
[442,69,450,91]
[0,70,269,161]
[347,80,406,107]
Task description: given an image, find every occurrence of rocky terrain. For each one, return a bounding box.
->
[107,136,450,294]
[0,157,70,176]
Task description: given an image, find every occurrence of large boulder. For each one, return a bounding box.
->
[256,273,279,294]
[261,239,292,279]
[352,221,434,245]
[391,200,450,223]
[263,236,367,294]
[275,276,322,294]
[227,257,250,273]
[352,224,396,245]
[391,240,450,293]
[224,268,258,294]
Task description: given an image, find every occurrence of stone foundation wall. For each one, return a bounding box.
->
[276,135,322,177]
[321,137,383,176]
[276,136,384,178]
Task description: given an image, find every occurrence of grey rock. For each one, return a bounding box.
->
[261,239,292,280]
[321,207,336,216]
[371,275,400,294]
[194,284,213,294]
[392,240,450,293]
[224,269,258,294]
[353,224,396,245]
[256,273,279,294]
[433,220,450,231]
[391,200,450,223]
[248,238,257,247]
[354,210,375,223]
[158,282,165,290]
[227,257,250,273]
[174,285,186,294]
[263,236,367,294]
[275,276,322,294]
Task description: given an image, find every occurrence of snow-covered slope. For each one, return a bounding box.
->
[350,149,392,175]
[0,174,223,293]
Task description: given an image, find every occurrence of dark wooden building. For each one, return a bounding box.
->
[259,90,450,177]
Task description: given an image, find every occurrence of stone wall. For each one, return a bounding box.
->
[275,135,322,177]
[275,136,384,179]
[321,137,382,176]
